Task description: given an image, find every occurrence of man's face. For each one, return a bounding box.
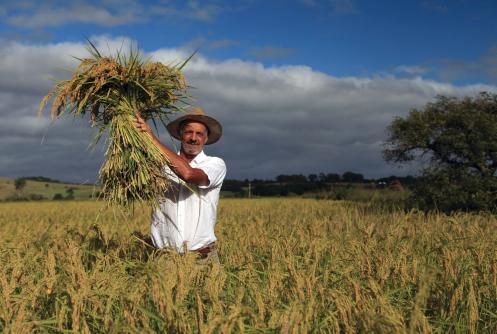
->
[180,121,208,156]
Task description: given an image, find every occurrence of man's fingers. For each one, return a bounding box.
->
[134,120,146,132]
[134,116,150,131]
[134,118,151,134]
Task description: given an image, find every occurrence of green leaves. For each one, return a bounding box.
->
[384,92,497,212]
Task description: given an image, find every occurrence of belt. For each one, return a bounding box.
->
[194,242,216,259]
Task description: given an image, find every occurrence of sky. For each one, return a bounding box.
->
[1,0,497,182]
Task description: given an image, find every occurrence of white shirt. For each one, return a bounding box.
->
[150,151,226,252]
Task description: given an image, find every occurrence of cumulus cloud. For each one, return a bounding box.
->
[6,2,144,28]
[1,0,236,29]
[1,36,496,183]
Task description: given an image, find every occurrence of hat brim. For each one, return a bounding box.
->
[166,114,222,145]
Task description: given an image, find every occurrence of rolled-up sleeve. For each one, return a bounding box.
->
[198,157,226,189]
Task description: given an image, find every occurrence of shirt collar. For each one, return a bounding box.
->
[177,150,207,164]
[192,150,207,163]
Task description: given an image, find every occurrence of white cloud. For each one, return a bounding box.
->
[150,1,223,22]
[7,3,144,28]
[395,65,428,76]
[2,0,234,29]
[1,36,496,182]
[0,36,135,95]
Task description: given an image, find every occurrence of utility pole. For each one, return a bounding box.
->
[248,181,251,198]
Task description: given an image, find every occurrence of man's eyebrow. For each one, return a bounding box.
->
[184,129,207,135]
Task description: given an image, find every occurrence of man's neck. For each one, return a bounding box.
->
[180,149,200,163]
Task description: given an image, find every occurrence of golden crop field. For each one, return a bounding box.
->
[0,199,496,333]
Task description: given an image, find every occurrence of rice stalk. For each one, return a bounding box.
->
[38,41,189,210]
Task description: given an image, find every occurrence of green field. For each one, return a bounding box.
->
[0,177,98,201]
[0,199,496,333]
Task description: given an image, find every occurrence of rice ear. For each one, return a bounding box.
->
[38,93,52,116]
[38,40,191,211]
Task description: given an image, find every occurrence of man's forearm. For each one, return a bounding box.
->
[148,133,193,180]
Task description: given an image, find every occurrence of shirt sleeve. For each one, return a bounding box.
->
[198,157,227,189]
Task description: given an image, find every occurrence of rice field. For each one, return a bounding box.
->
[0,198,496,333]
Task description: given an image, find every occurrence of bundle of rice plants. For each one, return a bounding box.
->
[38,41,190,210]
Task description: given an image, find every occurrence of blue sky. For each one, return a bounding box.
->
[1,0,497,181]
[3,0,497,82]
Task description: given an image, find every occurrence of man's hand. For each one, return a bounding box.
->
[134,114,154,137]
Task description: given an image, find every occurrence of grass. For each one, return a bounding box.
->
[0,198,496,333]
[0,177,97,201]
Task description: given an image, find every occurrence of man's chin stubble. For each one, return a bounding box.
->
[183,146,201,155]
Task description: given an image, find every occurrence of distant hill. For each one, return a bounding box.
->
[0,177,99,201]
[21,176,62,183]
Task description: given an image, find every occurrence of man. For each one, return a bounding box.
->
[135,108,226,262]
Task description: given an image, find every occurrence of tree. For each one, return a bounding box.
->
[383,92,497,211]
[66,187,75,200]
[318,173,340,183]
[342,171,364,183]
[222,179,244,192]
[276,174,307,183]
[53,193,64,200]
[14,178,26,196]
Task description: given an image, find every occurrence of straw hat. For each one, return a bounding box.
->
[167,108,222,145]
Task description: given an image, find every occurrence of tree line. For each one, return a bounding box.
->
[221,173,415,197]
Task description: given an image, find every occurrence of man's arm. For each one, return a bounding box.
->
[134,115,209,186]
